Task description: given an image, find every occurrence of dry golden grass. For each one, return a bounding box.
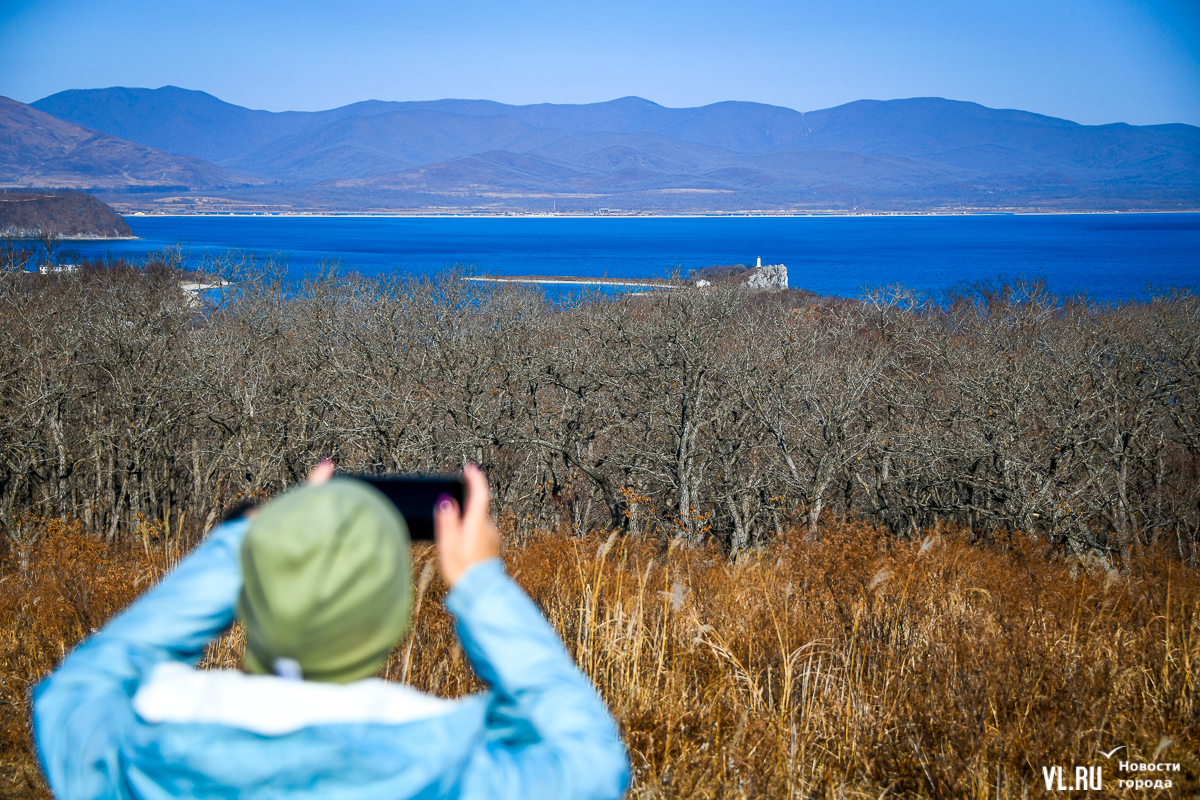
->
[2,519,1197,798]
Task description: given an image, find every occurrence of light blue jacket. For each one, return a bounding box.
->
[33,520,630,800]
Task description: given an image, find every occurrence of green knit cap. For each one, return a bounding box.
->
[237,477,412,683]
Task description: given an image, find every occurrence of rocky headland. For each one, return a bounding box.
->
[0,190,134,239]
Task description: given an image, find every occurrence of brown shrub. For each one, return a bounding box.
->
[2,520,1197,798]
[0,517,163,798]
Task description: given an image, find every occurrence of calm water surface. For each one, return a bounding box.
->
[65,214,1200,300]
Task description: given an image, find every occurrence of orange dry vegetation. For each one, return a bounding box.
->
[2,520,1197,798]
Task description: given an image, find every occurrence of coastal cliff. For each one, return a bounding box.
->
[0,190,134,239]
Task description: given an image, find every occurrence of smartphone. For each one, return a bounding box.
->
[340,472,464,541]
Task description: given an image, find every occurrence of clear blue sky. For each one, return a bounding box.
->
[2,0,1197,126]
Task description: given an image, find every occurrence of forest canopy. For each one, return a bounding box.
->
[0,251,1197,567]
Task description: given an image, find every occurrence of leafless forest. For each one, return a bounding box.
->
[2,249,1197,565]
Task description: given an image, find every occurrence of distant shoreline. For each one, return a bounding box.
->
[6,234,139,241]
[116,209,1200,220]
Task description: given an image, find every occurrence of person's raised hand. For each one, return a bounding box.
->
[434,463,501,587]
[306,458,335,486]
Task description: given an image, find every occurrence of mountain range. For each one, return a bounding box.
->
[0,96,263,192]
[4,86,1198,212]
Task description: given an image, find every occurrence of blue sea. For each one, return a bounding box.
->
[63,213,1199,301]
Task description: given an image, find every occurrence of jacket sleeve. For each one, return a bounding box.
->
[31,519,250,800]
[445,558,630,800]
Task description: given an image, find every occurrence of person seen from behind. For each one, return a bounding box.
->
[33,462,630,799]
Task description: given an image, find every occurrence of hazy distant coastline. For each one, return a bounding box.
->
[113,207,1200,219]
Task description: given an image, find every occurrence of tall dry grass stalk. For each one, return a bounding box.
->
[2,519,1197,798]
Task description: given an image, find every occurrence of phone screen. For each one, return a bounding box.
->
[340,472,464,541]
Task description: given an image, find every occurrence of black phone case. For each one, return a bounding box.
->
[341,473,464,541]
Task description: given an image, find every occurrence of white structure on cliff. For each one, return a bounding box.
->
[744,257,787,289]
